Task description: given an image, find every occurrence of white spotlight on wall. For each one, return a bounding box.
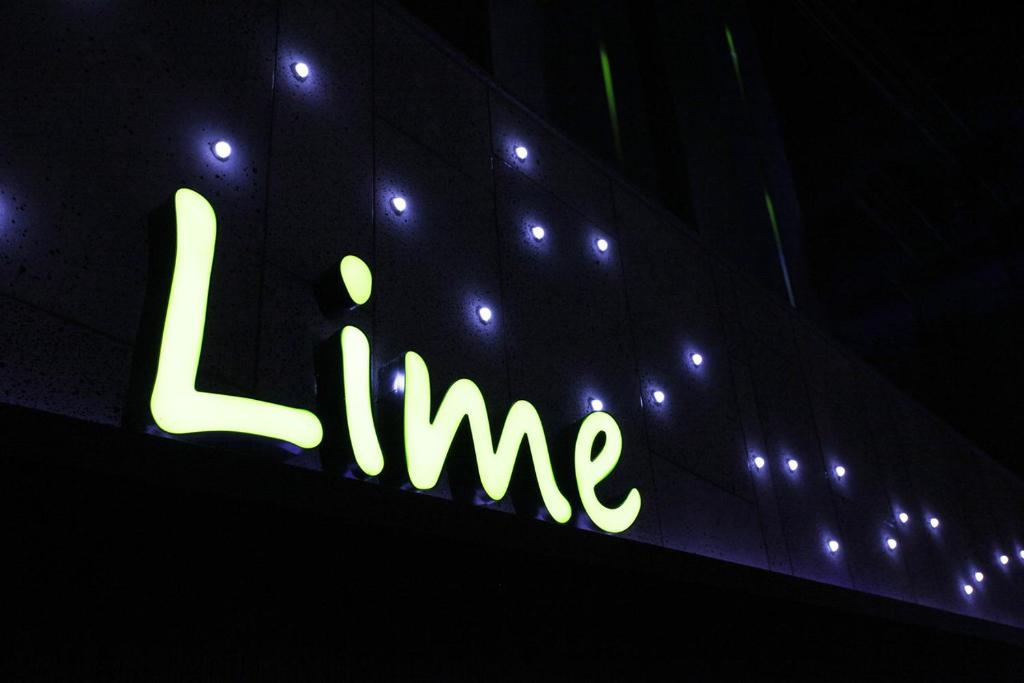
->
[964,584,974,596]
[391,372,405,394]
[690,352,704,367]
[514,145,529,161]
[898,512,910,525]
[595,238,609,253]
[212,140,232,161]
[390,196,407,214]
[999,554,1009,566]
[886,537,898,551]
[786,458,799,472]
[291,62,310,81]
[651,390,665,405]
[834,465,847,479]
[929,517,940,529]
[530,225,546,241]
[589,397,604,412]
[752,455,766,470]
[477,306,493,324]
[828,539,840,554]
[974,571,985,583]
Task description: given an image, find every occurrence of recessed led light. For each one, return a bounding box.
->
[651,390,665,405]
[589,397,604,412]
[514,145,529,161]
[999,554,1009,565]
[291,62,310,81]
[974,571,984,582]
[212,140,232,161]
[834,465,846,479]
[595,238,609,253]
[752,455,765,470]
[530,225,545,241]
[1020,550,1024,561]
[390,196,407,214]
[929,517,940,529]
[477,306,493,324]
[690,352,704,367]
[898,512,909,524]
[392,372,405,394]
[786,458,799,472]
[886,537,898,551]
[964,584,974,595]
[828,539,840,554]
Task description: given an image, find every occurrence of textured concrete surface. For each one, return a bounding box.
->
[0,0,1021,628]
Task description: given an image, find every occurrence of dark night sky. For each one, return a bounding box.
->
[747,1,1024,478]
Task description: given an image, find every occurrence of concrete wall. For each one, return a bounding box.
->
[1,0,1021,628]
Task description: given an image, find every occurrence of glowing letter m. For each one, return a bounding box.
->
[402,351,572,523]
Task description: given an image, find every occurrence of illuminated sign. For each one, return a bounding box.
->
[148,189,323,448]
[145,188,641,533]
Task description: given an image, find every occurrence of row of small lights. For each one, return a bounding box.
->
[207,65,615,261]
[512,142,612,252]
[388,196,611,251]
[751,452,1023,595]
[389,151,609,252]
[209,59,1020,602]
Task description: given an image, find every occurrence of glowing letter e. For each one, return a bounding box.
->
[575,412,641,534]
[149,188,323,449]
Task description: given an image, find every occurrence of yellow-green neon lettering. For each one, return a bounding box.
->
[403,351,572,523]
[149,188,323,449]
[339,255,372,306]
[574,411,640,533]
[341,325,384,476]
